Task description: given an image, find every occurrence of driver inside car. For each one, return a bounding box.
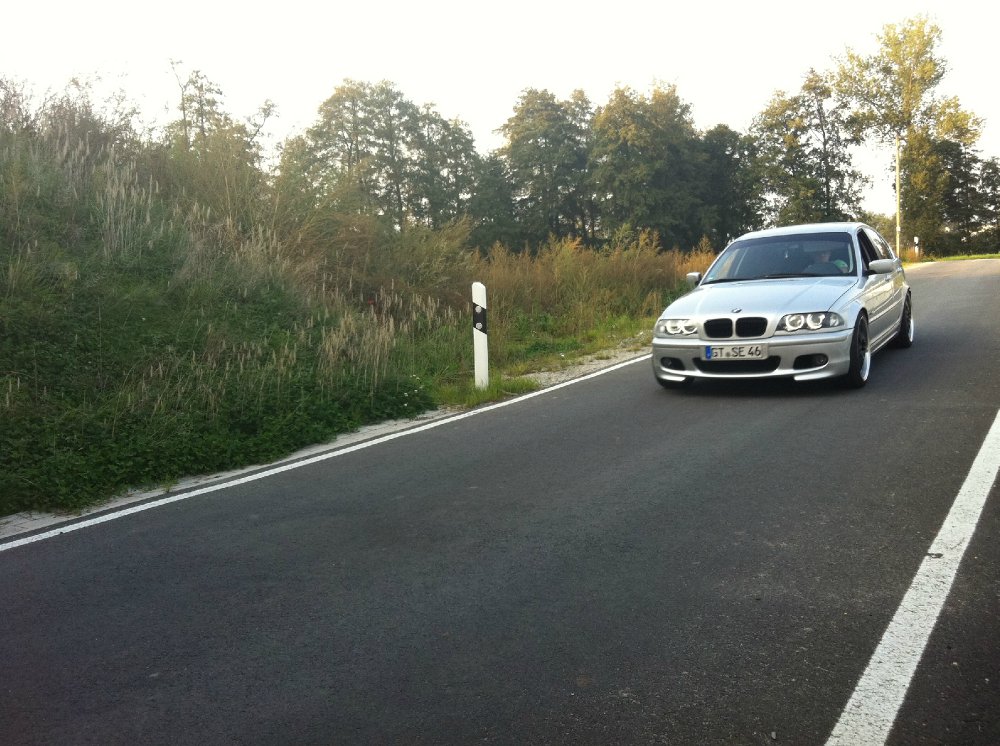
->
[804,249,848,274]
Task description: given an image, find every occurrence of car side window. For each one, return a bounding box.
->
[863,228,894,260]
[856,231,879,271]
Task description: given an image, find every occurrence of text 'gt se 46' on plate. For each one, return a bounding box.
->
[705,345,766,360]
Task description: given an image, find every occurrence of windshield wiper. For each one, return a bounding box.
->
[703,274,806,284]
[701,277,752,285]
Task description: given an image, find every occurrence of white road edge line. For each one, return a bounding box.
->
[827,407,1000,745]
[0,355,651,553]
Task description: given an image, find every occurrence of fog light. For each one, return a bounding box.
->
[793,354,829,370]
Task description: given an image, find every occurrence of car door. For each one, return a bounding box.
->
[856,228,897,342]
[864,227,907,342]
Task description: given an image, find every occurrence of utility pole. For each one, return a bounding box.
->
[895,135,902,255]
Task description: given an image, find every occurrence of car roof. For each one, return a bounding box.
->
[735,222,867,241]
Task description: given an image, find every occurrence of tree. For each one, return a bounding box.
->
[466,153,523,250]
[301,80,378,218]
[645,84,704,249]
[900,129,948,251]
[364,81,420,229]
[976,158,1000,248]
[409,105,479,230]
[589,86,655,237]
[562,90,598,241]
[301,80,479,233]
[590,83,703,249]
[697,125,764,244]
[836,16,982,250]
[752,69,864,226]
[169,64,223,151]
[498,89,592,246]
[931,138,981,250]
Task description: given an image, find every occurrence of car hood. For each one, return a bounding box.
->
[662,277,856,317]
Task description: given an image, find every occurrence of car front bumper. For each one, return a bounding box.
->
[651,328,854,383]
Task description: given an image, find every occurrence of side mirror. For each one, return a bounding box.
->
[686,272,702,287]
[868,259,896,275]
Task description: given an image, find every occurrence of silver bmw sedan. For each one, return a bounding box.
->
[651,222,913,389]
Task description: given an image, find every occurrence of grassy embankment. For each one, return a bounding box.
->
[1,117,711,516]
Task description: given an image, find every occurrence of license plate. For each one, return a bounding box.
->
[704,344,767,360]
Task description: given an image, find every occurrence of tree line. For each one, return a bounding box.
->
[3,14,995,262]
[266,16,995,255]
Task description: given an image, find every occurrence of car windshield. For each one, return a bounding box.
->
[703,232,855,283]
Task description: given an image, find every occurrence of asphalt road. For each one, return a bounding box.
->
[3,260,999,745]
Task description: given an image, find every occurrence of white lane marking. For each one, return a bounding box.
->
[0,356,651,552]
[827,408,1000,745]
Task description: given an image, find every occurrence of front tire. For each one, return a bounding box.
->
[844,315,871,388]
[893,293,914,348]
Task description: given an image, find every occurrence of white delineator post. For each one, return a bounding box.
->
[472,282,488,389]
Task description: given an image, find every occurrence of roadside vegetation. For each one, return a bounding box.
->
[2,15,997,515]
[0,102,709,513]
[931,253,1000,261]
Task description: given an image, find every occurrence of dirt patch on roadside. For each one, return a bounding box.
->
[521,346,649,388]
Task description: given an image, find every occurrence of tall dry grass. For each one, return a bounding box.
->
[469,232,715,345]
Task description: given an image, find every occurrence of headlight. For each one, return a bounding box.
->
[655,318,698,336]
[778,312,844,332]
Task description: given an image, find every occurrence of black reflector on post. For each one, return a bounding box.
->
[473,303,488,335]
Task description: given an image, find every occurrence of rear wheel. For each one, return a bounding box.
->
[844,315,871,388]
[893,293,914,348]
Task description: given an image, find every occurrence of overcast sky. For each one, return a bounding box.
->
[4,0,996,215]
